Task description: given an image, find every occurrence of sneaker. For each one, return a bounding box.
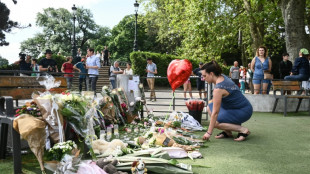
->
[184,98,187,101]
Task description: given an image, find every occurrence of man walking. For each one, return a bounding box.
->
[103,46,110,66]
[146,58,157,102]
[193,62,207,99]
[230,61,240,86]
[86,48,100,93]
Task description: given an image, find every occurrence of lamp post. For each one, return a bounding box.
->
[133,0,139,51]
[72,4,77,63]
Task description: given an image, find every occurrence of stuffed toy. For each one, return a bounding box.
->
[131,159,147,174]
[96,159,128,174]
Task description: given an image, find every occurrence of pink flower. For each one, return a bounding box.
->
[15,114,20,117]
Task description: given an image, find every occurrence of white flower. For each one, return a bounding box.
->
[112,90,117,94]
[139,84,143,88]
[117,88,122,92]
[130,102,135,106]
[102,86,108,91]
[135,97,141,101]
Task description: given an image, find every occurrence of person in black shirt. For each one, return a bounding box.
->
[14,53,31,76]
[193,62,207,99]
[39,49,58,74]
[103,46,110,66]
[279,53,292,79]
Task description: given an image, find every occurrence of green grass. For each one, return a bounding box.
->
[1,112,310,174]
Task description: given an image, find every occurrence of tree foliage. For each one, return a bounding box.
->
[0,56,9,66]
[20,7,99,58]
[0,1,19,46]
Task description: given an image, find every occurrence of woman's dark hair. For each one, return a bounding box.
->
[66,56,73,61]
[127,62,131,66]
[32,58,38,63]
[201,60,222,76]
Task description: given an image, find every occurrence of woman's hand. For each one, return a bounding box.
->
[203,132,211,141]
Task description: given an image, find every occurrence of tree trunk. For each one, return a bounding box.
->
[243,0,265,55]
[280,0,310,61]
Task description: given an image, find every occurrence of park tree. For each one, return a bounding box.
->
[0,55,9,66]
[21,7,99,57]
[279,0,310,60]
[0,1,19,46]
[108,14,158,62]
[142,0,286,65]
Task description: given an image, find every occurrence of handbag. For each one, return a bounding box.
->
[261,58,273,80]
[264,72,273,80]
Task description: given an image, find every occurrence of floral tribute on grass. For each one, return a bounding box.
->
[11,78,211,174]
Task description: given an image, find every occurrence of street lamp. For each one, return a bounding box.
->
[133,0,139,51]
[72,4,77,63]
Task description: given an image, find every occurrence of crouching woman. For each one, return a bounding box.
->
[201,61,253,141]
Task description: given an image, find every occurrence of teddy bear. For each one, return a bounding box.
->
[131,159,147,174]
[96,159,128,174]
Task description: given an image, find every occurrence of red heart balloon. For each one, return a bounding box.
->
[167,59,193,91]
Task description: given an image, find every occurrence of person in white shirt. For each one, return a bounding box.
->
[123,62,133,75]
[109,61,123,89]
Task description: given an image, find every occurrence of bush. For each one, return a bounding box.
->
[130,52,200,87]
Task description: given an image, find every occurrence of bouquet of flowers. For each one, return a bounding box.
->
[58,92,88,137]
[47,140,78,161]
[15,101,42,117]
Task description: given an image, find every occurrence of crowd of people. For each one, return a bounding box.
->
[13,46,310,98]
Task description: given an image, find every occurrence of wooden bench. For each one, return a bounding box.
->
[272,80,310,116]
[0,76,66,174]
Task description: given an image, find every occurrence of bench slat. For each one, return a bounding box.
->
[272,81,300,86]
[0,76,67,87]
[0,88,67,100]
[273,86,301,91]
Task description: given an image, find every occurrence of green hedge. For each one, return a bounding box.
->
[130,51,230,87]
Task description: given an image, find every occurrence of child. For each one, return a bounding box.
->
[31,58,40,77]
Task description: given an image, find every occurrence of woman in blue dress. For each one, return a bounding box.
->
[250,46,272,94]
[202,61,253,142]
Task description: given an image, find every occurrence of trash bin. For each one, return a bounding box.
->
[185,99,205,124]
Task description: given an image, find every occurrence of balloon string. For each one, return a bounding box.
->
[165,91,175,121]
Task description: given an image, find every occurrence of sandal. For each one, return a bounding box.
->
[234,131,250,142]
[215,131,233,139]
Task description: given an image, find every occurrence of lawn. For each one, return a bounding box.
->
[1,112,309,174]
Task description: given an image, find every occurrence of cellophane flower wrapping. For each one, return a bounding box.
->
[185,99,205,111]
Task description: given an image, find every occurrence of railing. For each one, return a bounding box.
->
[140,76,214,121]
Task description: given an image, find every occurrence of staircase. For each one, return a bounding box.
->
[72,66,126,92]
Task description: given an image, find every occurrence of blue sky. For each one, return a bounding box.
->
[0,0,142,63]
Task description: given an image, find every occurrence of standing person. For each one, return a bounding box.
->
[146,58,157,102]
[30,58,40,77]
[61,56,75,90]
[183,78,193,100]
[103,46,110,66]
[250,46,272,94]
[193,62,207,100]
[246,63,254,94]
[279,53,293,79]
[39,49,58,74]
[74,58,87,93]
[284,48,310,81]
[229,61,240,87]
[14,53,31,76]
[239,66,246,94]
[86,48,101,93]
[301,54,310,92]
[201,61,252,142]
[109,61,123,89]
[123,62,133,75]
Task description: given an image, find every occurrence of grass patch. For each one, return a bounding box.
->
[1,112,309,174]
